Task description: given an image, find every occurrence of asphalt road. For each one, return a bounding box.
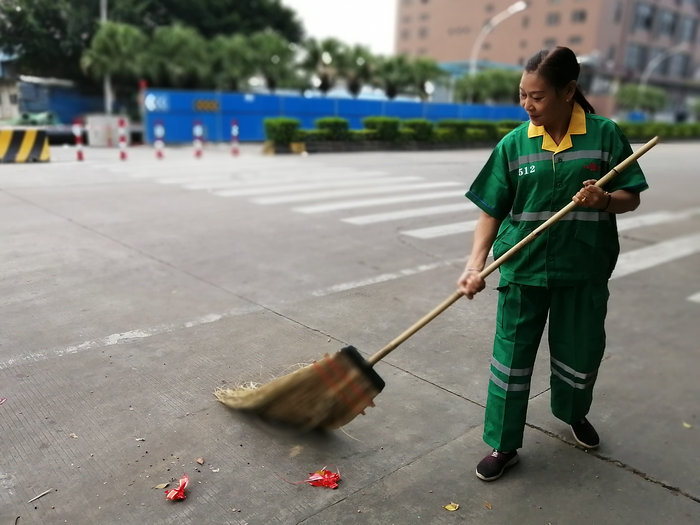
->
[1,141,699,524]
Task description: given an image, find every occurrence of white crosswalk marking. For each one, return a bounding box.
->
[294,191,463,214]
[688,292,700,304]
[343,203,476,225]
[617,207,700,231]
[402,220,479,239]
[253,181,462,205]
[611,233,700,279]
[211,176,423,197]
[174,169,390,188]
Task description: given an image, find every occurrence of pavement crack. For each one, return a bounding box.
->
[525,422,700,504]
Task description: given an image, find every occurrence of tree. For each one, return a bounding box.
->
[143,24,210,88]
[409,57,447,101]
[454,69,521,103]
[340,45,375,98]
[208,34,255,91]
[248,30,295,93]
[0,0,98,84]
[300,37,346,95]
[81,22,147,82]
[616,83,667,117]
[374,55,414,100]
[0,0,303,84]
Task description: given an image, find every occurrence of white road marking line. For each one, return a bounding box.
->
[402,219,479,239]
[0,306,258,371]
[617,207,700,231]
[253,181,462,205]
[611,233,700,279]
[295,191,463,213]
[211,176,422,196]
[311,259,466,297]
[175,169,389,188]
[687,292,700,304]
[343,203,476,225]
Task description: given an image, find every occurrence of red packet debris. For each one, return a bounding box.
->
[165,473,189,500]
[305,468,340,489]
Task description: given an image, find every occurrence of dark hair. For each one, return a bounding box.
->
[525,46,595,114]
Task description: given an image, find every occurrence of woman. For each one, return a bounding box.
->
[457,47,648,482]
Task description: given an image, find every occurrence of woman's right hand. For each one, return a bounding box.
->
[457,267,485,299]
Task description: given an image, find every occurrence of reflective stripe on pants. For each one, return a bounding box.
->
[483,280,608,451]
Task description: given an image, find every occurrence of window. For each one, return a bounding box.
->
[632,3,655,31]
[657,10,677,37]
[624,44,648,70]
[418,26,429,38]
[648,48,669,76]
[569,36,583,45]
[607,45,616,61]
[614,2,623,23]
[547,12,561,25]
[520,40,527,48]
[669,53,690,77]
[679,18,697,42]
[572,10,587,23]
[522,16,530,28]
[544,38,557,48]
[400,29,411,40]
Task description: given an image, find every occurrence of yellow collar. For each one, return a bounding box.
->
[528,102,587,153]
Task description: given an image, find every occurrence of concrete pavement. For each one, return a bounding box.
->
[0,143,698,524]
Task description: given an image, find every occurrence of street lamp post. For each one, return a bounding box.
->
[100,0,114,115]
[469,1,529,77]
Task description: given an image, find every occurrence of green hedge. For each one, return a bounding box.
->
[402,119,434,141]
[362,116,401,141]
[315,117,350,141]
[266,117,700,146]
[264,117,301,145]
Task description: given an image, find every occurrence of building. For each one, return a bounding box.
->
[395,0,700,118]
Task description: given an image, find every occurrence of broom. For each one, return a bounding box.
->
[215,136,659,430]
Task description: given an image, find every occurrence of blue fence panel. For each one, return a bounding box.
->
[143,89,527,143]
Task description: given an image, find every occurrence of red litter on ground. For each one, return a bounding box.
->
[304,468,340,489]
[165,473,189,500]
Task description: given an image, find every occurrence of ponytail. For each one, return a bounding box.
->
[574,87,595,114]
[525,47,595,114]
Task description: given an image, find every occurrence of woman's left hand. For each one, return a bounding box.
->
[572,179,609,209]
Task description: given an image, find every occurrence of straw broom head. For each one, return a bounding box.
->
[215,346,385,429]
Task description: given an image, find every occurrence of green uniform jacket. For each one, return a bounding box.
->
[467,104,649,286]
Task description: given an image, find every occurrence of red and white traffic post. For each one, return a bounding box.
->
[193,121,204,158]
[118,118,128,161]
[230,119,240,156]
[72,118,84,161]
[154,121,165,159]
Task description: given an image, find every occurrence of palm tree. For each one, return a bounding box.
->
[144,24,210,88]
[248,30,295,93]
[374,55,413,100]
[409,57,447,101]
[300,37,346,95]
[340,44,375,97]
[81,21,148,113]
[209,34,255,91]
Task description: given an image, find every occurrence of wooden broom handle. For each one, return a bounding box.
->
[368,136,659,365]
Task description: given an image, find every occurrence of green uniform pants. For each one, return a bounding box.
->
[484,280,609,452]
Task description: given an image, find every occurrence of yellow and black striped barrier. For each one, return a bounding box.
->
[0,128,50,163]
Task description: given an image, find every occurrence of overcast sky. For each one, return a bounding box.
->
[281,0,397,55]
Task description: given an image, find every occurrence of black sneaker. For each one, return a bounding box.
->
[570,417,600,449]
[475,449,519,481]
